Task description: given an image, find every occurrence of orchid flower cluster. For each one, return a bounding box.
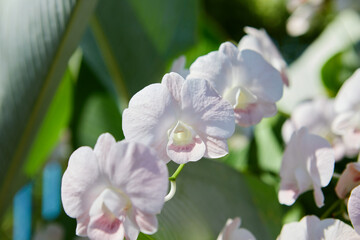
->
[61,26,360,240]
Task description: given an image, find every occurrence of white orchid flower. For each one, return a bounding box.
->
[61,133,168,240]
[188,42,283,127]
[279,127,335,208]
[122,72,235,164]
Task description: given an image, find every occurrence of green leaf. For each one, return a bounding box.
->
[321,46,360,97]
[255,117,283,173]
[71,59,124,148]
[23,68,73,177]
[0,0,97,215]
[80,0,198,109]
[154,160,283,240]
[137,233,156,240]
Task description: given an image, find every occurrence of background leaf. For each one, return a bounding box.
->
[23,68,74,178]
[81,0,199,109]
[0,0,97,216]
[154,160,283,240]
[321,45,360,97]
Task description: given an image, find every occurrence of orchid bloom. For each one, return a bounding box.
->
[286,0,324,37]
[170,55,189,78]
[238,26,289,86]
[277,215,359,240]
[279,127,335,208]
[282,98,350,161]
[217,217,256,240]
[335,160,360,199]
[122,72,235,164]
[61,133,168,240]
[188,42,283,127]
[332,69,360,156]
[348,185,360,235]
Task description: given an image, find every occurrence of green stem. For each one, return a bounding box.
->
[169,164,185,181]
[320,199,342,219]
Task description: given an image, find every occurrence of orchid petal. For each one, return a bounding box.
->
[134,210,158,235]
[170,55,189,78]
[234,101,277,127]
[61,147,104,221]
[161,72,185,105]
[237,49,283,103]
[94,133,116,171]
[188,43,235,95]
[167,121,206,164]
[181,78,235,139]
[348,185,360,235]
[336,162,360,199]
[104,141,168,215]
[277,215,359,240]
[123,219,140,240]
[239,27,288,86]
[332,111,357,135]
[122,83,178,162]
[279,128,334,207]
[334,69,360,113]
[217,217,256,240]
[87,212,125,240]
[75,217,88,236]
[282,120,296,143]
[203,136,229,158]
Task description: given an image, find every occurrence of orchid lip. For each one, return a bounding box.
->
[168,121,195,146]
[223,86,257,110]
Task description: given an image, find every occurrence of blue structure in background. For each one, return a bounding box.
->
[42,162,62,220]
[13,183,33,240]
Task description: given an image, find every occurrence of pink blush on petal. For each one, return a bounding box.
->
[168,138,202,153]
[234,103,263,127]
[92,214,121,234]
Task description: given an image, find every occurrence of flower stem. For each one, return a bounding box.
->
[169,164,185,181]
[320,199,342,219]
[165,181,176,202]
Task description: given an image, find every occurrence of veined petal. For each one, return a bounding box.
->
[134,210,158,235]
[94,133,116,171]
[181,78,235,139]
[122,83,178,161]
[203,136,229,158]
[188,45,234,96]
[161,72,185,105]
[167,121,206,164]
[234,100,277,127]
[61,147,105,220]
[170,55,189,78]
[104,141,168,215]
[89,189,130,219]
